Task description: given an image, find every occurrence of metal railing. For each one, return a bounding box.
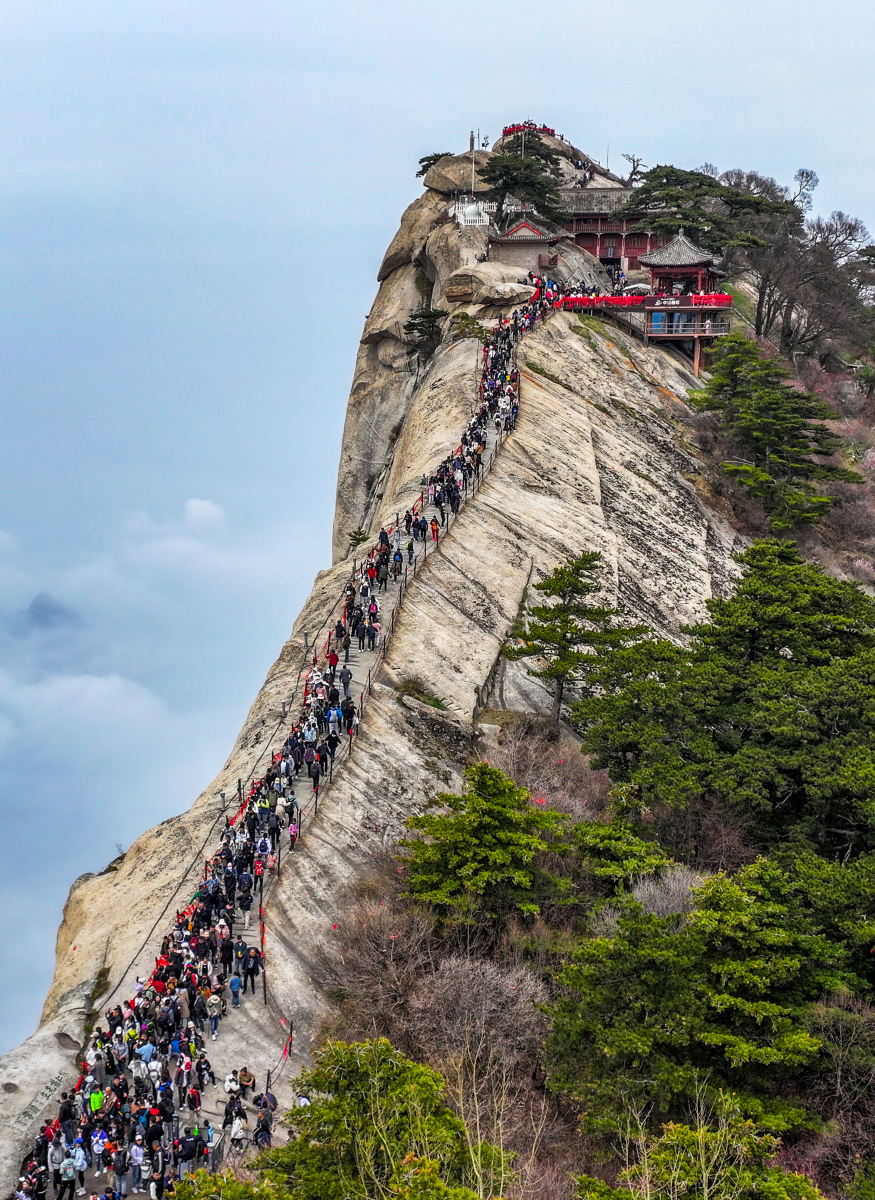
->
[648,320,731,336]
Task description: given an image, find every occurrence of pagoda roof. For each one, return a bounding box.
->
[638,231,719,268]
[489,217,558,243]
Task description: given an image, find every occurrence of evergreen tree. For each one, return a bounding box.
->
[694,333,861,529]
[478,144,566,222]
[574,540,875,856]
[260,1039,509,1200]
[576,1093,824,1200]
[498,130,562,171]
[416,152,453,178]
[404,307,449,357]
[548,859,853,1134]
[401,763,565,922]
[618,164,793,253]
[503,551,644,725]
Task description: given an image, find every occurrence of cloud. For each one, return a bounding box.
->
[184,498,224,530]
[9,592,87,637]
[0,531,16,550]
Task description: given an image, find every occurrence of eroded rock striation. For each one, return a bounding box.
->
[0,148,745,1189]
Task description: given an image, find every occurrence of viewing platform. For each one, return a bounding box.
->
[560,232,733,375]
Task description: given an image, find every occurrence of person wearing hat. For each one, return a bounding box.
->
[72,1141,88,1195]
[129,1138,144,1195]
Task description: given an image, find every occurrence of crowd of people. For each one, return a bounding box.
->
[11,278,559,1200]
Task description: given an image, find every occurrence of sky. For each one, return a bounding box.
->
[1,0,873,1054]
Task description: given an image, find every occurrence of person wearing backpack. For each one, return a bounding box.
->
[49,1137,66,1192]
[111,1145,129,1197]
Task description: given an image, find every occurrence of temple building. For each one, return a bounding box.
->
[638,231,732,375]
[559,187,671,271]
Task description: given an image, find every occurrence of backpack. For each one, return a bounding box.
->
[113,1150,128,1174]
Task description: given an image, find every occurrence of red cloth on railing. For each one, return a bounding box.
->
[502,123,555,138]
[690,293,733,307]
[561,295,644,310]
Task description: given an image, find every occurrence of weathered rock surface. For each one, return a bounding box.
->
[443,262,534,305]
[0,176,745,1191]
[377,190,449,282]
[422,150,493,195]
[491,131,626,187]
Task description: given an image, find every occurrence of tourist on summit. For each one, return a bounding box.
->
[206,992,222,1040]
[309,757,322,794]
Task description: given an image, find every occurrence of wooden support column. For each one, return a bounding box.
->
[693,338,702,378]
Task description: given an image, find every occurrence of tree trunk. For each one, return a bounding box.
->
[552,677,564,727]
[780,298,797,354]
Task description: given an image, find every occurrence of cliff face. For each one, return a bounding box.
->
[0,160,744,1189]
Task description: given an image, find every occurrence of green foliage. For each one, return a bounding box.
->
[498,130,562,170]
[401,763,565,920]
[548,858,853,1134]
[574,539,875,857]
[619,164,794,253]
[478,151,566,221]
[388,1158,479,1200]
[416,153,453,179]
[573,822,671,888]
[503,552,645,724]
[404,308,449,357]
[449,312,488,343]
[848,1168,875,1200]
[176,1175,292,1200]
[693,333,862,528]
[856,364,875,401]
[260,1039,509,1200]
[576,1093,823,1200]
[348,528,370,552]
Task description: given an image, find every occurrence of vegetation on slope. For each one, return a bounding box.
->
[188,544,875,1200]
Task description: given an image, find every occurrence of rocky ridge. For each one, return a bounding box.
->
[0,150,745,1190]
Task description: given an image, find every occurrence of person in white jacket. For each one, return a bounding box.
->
[72,1141,88,1195]
[229,1114,247,1152]
[129,1137,145,1194]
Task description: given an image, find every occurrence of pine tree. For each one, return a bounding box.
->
[694,333,862,529]
[574,540,875,856]
[503,551,643,725]
[478,145,566,222]
[618,165,793,253]
[401,763,565,921]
